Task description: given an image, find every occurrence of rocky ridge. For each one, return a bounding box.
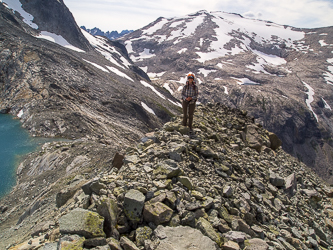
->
[3,103,333,249]
[120,10,333,184]
[81,27,133,41]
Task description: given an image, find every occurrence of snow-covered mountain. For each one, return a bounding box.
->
[0,0,179,141]
[81,26,133,40]
[120,10,333,183]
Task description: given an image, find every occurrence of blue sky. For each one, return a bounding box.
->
[63,0,333,32]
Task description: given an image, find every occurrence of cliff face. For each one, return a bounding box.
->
[1,103,333,249]
[0,1,180,142]
[120,10,333,183]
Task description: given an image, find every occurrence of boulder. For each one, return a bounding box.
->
[112,152,124,170]
[196,217,223,246]
[136,226,153,246]
[268,132,282,150]
[58,235,85,249]
[124,189,145,222]
[120,236,140,250]
[59,208,105,238]
[245,125,262,152]
[177,176,193,190]
[154,225,219,250]
[107,238,122,250]
[56,188,77,208]
[223,241,240,250]
[143,201,173,225]
[285,173,297,196]
[244,238,269,250]
[153,160,182,178]
[97,197,118,238]
[269,170,285,187]
[223,231,250,243]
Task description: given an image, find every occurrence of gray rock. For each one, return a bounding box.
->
[107,238,122,250]
[120,236,140,250]
[177,176,193,190]
[153,161,182,178]
[56,188,77,208]
[196,217,223,246]
[143,201,173,225]
[268,132,282,150]
[136,226,153,246]
[123,155,141,165]
[59,208,105,238]
[223,186,233,198]
[58,235,85,249]
[97,197,118,238]
[84,237,108,248]
[40,243,58,250]
[224,231,250,243]
[269,170,285,187]
[123,189,145,222]
[245,238,269,250]
[285,173,297,196]
[154,225,219,250]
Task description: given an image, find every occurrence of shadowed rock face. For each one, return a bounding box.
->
[120,10,333,183]
[19,0,92,51]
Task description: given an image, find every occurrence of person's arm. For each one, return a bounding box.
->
[181,86,187,101]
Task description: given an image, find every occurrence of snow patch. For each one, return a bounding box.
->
[140,66,148,73]
[141,102,156,115]
[319,33,328,36]
[140,81,165,99]
[163,83,173,94]
[322,98,332,110]
[303,81,318,122]
[3,0,38,29]
[143,18,169,35]
[324,66,333,85]
[252,50,286,65]
[37,31,85,52]
[178,48,188,54]
[17,109,24,118]
[319,40,328,46]
[231,77,260,85]
[106,66,134,82]
[168,99,182,107]
[83,59,108,72]
[198,68,216,77]
[133,49,155,62]
[223,86,229,95]
[327,58,333,64]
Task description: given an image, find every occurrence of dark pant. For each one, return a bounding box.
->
[182,100,195,129]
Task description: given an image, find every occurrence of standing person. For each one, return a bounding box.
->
[182,73,199,131]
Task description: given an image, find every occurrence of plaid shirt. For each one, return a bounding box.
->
[182,82,198,104]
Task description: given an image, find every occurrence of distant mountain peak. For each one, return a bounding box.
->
[80,26,133,40]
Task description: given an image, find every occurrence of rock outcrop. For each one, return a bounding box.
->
[3,103,333,249]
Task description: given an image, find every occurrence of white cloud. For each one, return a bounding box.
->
[63,0,333,32]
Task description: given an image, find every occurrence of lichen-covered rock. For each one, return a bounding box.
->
[97,197,118,238]
[58,235,85,250]
[123,189,145,222]
[143,201,173,225]
[59,208,105,238]
[177,176,193,190]
[153,160,182,178]
[135,226,153,246]
[196,217,223,246]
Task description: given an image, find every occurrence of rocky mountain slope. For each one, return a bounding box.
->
[81,26,133,40]
[0,0,180,141]
[2,103,333,249]
[119,10,333,184]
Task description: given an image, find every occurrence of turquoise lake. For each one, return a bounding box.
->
[0,114,48,198]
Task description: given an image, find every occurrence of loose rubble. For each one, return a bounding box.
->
[8,103,333,249]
